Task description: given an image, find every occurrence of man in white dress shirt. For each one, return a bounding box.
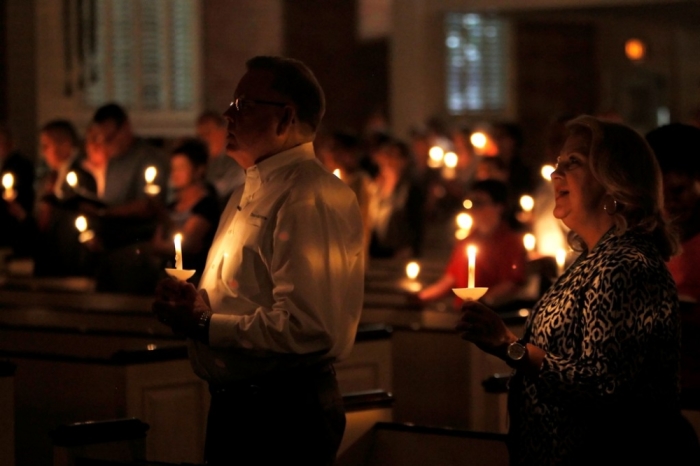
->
[153,56,364,465]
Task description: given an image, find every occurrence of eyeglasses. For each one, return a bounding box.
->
[230,98,288,113]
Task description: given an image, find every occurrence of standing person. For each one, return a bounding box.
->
[196,111,245,204]
[87,103,168,293]
[458,115,697,464]
[152,56,364,466]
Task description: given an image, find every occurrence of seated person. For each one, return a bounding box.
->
[417,179,527,309]
[151,139,220,285]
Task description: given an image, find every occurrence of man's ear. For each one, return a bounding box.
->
[276,106,295,136]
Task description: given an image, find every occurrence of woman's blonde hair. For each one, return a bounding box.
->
[565,115,678,260]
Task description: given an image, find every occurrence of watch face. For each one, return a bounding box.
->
[508,342,527,361]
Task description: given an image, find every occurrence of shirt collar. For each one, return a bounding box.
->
[246,142,315,183]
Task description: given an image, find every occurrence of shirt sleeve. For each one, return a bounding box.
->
[208,190,365,358]
[536,256,679,400]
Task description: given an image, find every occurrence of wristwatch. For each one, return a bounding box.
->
[506,339,528,366]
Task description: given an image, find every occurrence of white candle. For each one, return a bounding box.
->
[406,261,420,280]
[174,233,183,270]
[2,173,16,201]
[75,215,94,243]
[519,195,534,213]
[467,245,477,288]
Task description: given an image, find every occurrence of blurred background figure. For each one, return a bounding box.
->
[196,111,245,205]
[325,130,372,255]
[0,123,35,258]
[33,120,96,277]
[367,138,425,259]
[646,123,700,302]
[80,122,109,199]
[417,179,527,309]
[152,139,220,286]
[87,102,168,294]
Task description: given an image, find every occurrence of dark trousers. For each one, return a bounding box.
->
[204,364,346,466]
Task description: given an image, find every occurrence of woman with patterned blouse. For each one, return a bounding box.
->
[457,115,698,465]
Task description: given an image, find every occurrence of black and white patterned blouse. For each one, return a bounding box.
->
[508,228,681,465]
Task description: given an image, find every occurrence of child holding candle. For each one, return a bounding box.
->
[416,179,528,309]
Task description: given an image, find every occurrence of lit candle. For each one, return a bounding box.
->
[2,173,16,201]
[428,146,444,168]
[144,166,160,195]
[519,195,534,213]
[75,215,95,243]
[556,248,567,276]
[174,233,183,270]
[332,168,341,179]
[66,171,78,188]
[467,245,477,288]
[523,233,536,253]
[406,261,420,280]
[442,151,458,179]
[541,165,555,181]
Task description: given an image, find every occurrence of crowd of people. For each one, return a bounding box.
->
[3,53,700,464]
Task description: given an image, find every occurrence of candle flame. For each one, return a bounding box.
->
[541,165,555,181]
[470,132,487,149]
[443,152,458,169]
[523,233,536,252]
[66,171,78,187]
[2,173,13,189]
[406,261,420,280]
[428,146,444,168]
[519,195,534,212]
[75,215,88,233]
[145,166,157,183]
[456,212,473,230]
[333,168,341,179]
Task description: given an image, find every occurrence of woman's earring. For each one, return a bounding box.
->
[603,197,619,215]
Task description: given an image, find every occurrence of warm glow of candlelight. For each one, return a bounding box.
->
[332,168,341,179]
[2,173,16,201]
[467,245,477,288]
[428,146,445,168]
[406,261,420,280]
[520,195,534,212]
[145,166,157,184]
[456,212,473,231]
[75,215,87,233]
[174,233,183,270]
[443,152,458,168]
[541,165,555,181]
[523,233,536,252]
[66,171,78,188]
[470,132,487,150]
[556,248,567,275]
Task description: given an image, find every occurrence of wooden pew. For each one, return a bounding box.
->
[0,360,15,466]
[336,421,509,466]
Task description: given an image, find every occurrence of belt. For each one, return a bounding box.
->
[209,362,336,395]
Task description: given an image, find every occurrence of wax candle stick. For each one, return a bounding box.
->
[144,166,160,195]
[467,245,477,288]
[174,233,183,270]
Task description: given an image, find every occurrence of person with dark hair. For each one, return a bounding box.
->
[367,138,426,258]
[33,119,97,276]
[152,56,364,466]
[196,111,245,204]
[151,138,220,285]
[0,124,35,257]
[646,123,700,301]
[417,179,527,308]
[459,116,697,464]
[87,102,168,293]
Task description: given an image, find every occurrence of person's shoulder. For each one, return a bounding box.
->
[598,231,667,275]
[287,159,358,205]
